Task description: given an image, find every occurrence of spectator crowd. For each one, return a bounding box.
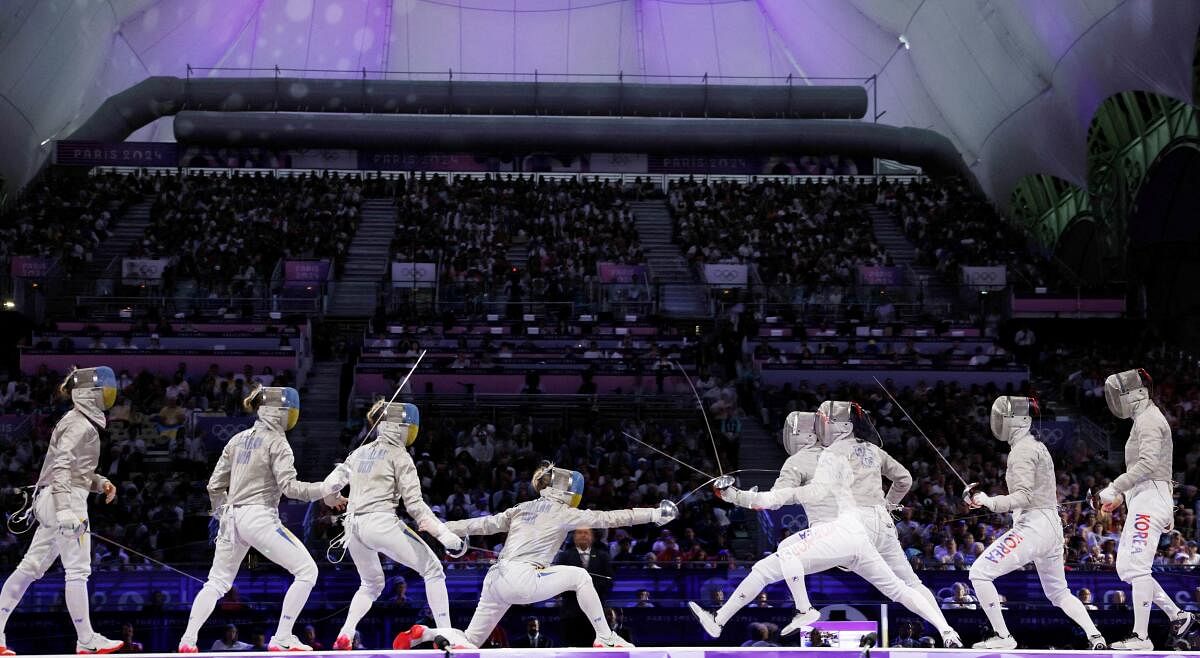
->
[876,177,1063,290]
[0,171,150,273]
[394,175,648,314]
[136,172,363,298]
[668,178,890,287]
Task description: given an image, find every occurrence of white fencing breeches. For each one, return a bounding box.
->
[1114,481,1183,636]
[463,562,612,647]
[339,512,450,635]
[0,488,95,641]
[181,505,317,644]
[969,509,1100,638]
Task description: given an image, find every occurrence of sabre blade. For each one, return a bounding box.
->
[672,361,725,475]
[621,431,716,480]
[873,377,970,490]
[88,530,205,584]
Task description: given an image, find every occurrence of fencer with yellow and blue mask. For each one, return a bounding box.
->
[532,461,585,508]
[64,366,119,426]
[368,400,420,446]
[6,365,127,658]
[182,383,350,652]
[247,386,301,432]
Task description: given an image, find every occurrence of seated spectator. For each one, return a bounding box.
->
[300,625,324,651]
[115,623,144,653]
[631,589,654,608]
[942,582,977,609]
[748,592,772,608]
[1106,590,1130,610]
[513,618,553,648]
[741,623,778,647]
[1077,588,1098,611]
[211,624,251,651]
[154,397,188,441]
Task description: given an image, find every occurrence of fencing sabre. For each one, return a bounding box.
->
[671,361,724,475]
[872,377,971,491]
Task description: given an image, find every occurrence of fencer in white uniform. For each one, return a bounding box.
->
[406,462,676,649]
[178,386,346,652]
[966,396,1106,650]
[690,403,963,648]
[1097,369,1195,650]
[322,401,463,650]
[700,411,826,636]
[0,367,124,655]
[834,405,947,621]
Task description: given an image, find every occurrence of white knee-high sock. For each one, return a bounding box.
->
[574,582,612,637]
[1132,578,1154,637]
[895,585,952,635]
[716,570,768,627]
[64,580,95,643]
[914,583,941,617]
[276,579,314,639]
[1054,595,1101,637]
[783,573,812,612]
[425,576,452,628]
[181,585,222,645]
[1152,580,1181,619]
[0,571,34,634]
[338,586,378,638]
[972,579,1010,637]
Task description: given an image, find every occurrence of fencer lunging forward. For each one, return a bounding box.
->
[322,401,464,650]
[1097,369,1195,650]
[690,404,963,648]
[724,411,829,636]
[409,462,676,649]
[833,401,948,623]
[0,367,124,655]
[966,396,1106,650]
[178,386,346,652]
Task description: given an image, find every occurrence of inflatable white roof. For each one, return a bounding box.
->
[1,0,1196,202]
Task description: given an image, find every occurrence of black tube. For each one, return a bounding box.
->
[173,112,970,178]
[68,76,867,142]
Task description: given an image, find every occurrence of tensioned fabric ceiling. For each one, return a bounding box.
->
[0,0,1196,204]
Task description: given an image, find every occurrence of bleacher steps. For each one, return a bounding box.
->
[327,199,396,318]
[866,207,960,311]
[294,359,346,478]
[629,200,709,318]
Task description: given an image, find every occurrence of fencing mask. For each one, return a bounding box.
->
[1104,369,1152,419]
[244,386,301,431]
[989,396,1036,442]
[782,411,819,455]
[367,400,421,446]
[815,400,860,447]
[61,366,118,411]
[532,461,585,508]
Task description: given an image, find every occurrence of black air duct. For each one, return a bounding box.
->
[173,112,969,179]
[68,76,868,142]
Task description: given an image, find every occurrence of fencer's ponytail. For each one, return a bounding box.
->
[531,460,555,491]
[242,383,264,412]
[366,398,388,426]
[56,367,78,400]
